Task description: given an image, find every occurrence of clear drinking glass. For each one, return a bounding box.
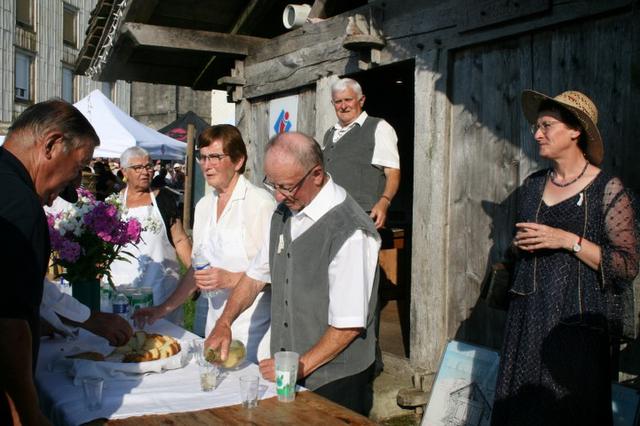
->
[239,375,259,408]
[82,376,104,411]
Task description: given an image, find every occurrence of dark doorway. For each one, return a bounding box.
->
[345,60,414,358]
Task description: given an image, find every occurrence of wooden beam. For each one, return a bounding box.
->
[121,23,267,56]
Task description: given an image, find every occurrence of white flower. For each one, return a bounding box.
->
[141,216,162,233]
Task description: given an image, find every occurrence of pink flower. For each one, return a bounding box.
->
[126,219,142,244]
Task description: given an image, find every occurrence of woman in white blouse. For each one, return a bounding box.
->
[133,125,275,362]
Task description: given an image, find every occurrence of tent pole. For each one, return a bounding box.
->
[183,123,196,231]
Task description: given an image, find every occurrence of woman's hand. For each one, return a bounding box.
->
[514,222,576,252]
[194,267,232,292]
[132,305,168,329]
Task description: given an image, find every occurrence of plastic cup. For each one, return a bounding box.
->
[82,376,104,411]
[239,375,259,408]
[274,351,299,402]
[198,360,218,392]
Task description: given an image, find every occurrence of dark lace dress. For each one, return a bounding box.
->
[492,170,639,426]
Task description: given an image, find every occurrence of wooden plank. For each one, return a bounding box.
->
[247,11,351,64]
[241,0,631,99]
[105,392,376,425]
[243,34,358,99]
[459,0,551,33]
[447,40,523,349]
[296,87,316,137]
[314,75,339,145]
[410,48,451,372]
[122,23,267,56]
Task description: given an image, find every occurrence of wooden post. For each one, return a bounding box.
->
[183,123,196,231]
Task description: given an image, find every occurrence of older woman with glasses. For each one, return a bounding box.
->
[134,125,275,363]
[492,91,639,425]
[109,146,192,325]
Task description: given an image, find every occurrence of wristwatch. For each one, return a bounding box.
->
[572,236,583,253]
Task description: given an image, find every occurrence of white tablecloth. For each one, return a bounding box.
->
[36,320,277,426]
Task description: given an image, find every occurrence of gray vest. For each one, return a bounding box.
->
[323,116,387,211]
[268,194,379,390]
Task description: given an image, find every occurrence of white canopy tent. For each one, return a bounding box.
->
[74,90,186,160]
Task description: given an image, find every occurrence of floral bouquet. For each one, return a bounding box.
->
[47,188,143,289]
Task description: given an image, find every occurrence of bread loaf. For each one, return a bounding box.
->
[116,332,181,363]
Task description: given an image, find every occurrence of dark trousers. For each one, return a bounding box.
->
[312,363,375,417]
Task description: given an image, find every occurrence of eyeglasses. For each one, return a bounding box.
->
[263,165,317,197]
[196,152,228,163]
[128,163,154,172]
[530,120,562,135]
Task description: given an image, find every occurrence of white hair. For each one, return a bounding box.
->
[331,78,363,98]
[120,146,150,168]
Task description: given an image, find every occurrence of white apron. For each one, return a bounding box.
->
[201,195,271,363]
[109,189,182,325]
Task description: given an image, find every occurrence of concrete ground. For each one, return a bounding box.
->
[370,352,422,423]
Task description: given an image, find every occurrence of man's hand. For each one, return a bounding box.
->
[369,198,390,229]
[371,167,400,229]
[258,357,304,382]
[81,311,133,346]
[204,320,233,362]
[131,305,168,329]
[258,357,276,382]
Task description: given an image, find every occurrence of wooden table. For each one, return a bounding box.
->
[101,392,378,425]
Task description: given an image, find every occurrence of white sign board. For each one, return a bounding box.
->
[422,341,499,426]
[268,95,298,138]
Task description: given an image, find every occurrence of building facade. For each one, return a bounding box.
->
[0,0,130,134]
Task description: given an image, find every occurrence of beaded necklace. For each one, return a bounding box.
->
[549,160,589,187]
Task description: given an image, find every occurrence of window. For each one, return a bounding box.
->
[63,4,77,47]
[16,0,33,28]
[15,51,33,101]
[101,81,112,100]
[62,67,74,102]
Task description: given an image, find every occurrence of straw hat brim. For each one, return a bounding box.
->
[521,90,603,165]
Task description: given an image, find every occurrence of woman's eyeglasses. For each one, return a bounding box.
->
[128,163,154,172]
[530,120,562,135]
[196,152,228,163]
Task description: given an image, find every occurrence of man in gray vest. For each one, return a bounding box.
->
[323,78,400,229]
[206,132,381,415]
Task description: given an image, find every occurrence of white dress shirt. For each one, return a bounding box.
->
[247,177,381,328]
[193,174,276,361]
[40,278,91,337]
[331,111,400,169]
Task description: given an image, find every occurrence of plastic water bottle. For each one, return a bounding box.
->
[112,292,130,320]
[193,249,219,299]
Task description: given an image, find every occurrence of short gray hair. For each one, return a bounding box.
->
[120,146,150,168]
[6,99,99,152]
[266,132,323,171]
[331,78,363,98]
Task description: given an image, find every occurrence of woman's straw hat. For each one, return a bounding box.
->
[521,90,603,165]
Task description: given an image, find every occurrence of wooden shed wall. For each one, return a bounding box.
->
[447,11,639,351]
[236,0,640,374]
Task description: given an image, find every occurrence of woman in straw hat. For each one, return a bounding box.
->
[492,90,639,425]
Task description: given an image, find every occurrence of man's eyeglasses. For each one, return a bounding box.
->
[128,163,154,172]
[196,152,228,163]
[263,165,317,197]
[530,120,562,135]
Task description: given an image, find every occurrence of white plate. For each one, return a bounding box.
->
[59,341,190,375]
